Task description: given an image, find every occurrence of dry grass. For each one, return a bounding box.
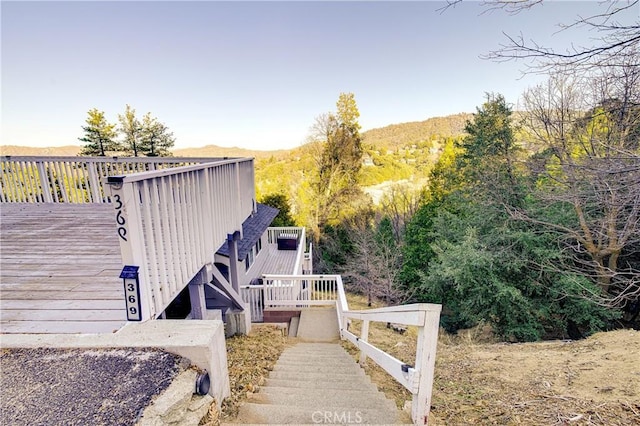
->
[199,324,290,426]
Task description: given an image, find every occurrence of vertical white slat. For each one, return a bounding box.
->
[18,161,34,202]
[36,161,53,203]
[0,162,12,202]
[14,161,27,202]
[46,161,60,203]
[190,170,206,268]
[58,162,71,203]
[184,171,199,272]
[201,167,214,260]
[158,177,177,298]
[7,161,20,202]
[56,161,69,203]
[29,161,42,202]
[140,179,162,315]
[173,174,190,285]
[62,161,76,203]
[10,161,23,202]
[167,175,187,287]
[79,162,90,202]
[149,177,170,309]
[71,161,83,203]
[177,172,194,274]
[23,161,38,202]
[87,162,102,203]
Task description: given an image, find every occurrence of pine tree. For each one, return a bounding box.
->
[79,109,119,156]
[139,112,175,157]
[118,104,142,157]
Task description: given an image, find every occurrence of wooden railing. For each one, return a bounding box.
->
[105,158,255,321]
[0,156,225,203]
[255,274,441,425]
[341,304,441,425]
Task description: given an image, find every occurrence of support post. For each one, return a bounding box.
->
[189,266,209,320]
[359,319,370,365]
[412,308,441,425]
[227,231,241,293]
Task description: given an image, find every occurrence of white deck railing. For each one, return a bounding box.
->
[105,158,255,321]
[0,155,224,203]
[254,274,441,425]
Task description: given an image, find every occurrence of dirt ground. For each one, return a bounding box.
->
[427,328,640,425]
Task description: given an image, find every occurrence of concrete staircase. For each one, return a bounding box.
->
[231,342,408,425]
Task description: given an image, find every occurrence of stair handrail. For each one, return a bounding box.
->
[335,277,441,425]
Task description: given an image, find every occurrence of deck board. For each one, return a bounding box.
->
[261,245,299,275]
[0,203,127,334]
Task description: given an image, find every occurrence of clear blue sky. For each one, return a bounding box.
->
[2,1,637,151]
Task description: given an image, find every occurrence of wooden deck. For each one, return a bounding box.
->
[0,203,126,334]
[261,244,299,275]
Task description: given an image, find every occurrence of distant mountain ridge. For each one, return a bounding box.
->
[1,113,473,157]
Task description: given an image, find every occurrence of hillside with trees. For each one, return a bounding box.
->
[361,113,472,151]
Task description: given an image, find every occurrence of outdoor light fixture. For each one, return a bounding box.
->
[195,371,211,396]
[120,265,142,321]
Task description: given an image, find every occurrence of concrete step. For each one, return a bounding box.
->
[272,363,365,375]
[255,387,397,410]
[277,352,353,360]
[267,370,371,383]
[279,346,351,354]
[235,403,399,425]
[296,308,340,342]
[264,377,379,392]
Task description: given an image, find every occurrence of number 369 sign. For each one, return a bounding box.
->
[120,265,142,321]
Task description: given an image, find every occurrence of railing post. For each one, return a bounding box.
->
[106,177,153,321]
[359,319,370,365]
[412,308,441,425]
[188,265,210,320]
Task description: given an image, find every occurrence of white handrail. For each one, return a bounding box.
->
[0,155,228,203]
[340,303,441,425]
[105,158,255,320]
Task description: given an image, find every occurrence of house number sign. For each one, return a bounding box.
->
[120,265,142,321]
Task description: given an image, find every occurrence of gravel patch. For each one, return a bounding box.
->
[1,347,188,426]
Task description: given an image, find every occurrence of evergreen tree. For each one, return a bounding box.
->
[118,104,142,157]
[79,109,119,156]
[260,193,296,227]
[139,113,175,157]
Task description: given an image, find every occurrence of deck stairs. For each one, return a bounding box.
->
[228,308,410,425]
